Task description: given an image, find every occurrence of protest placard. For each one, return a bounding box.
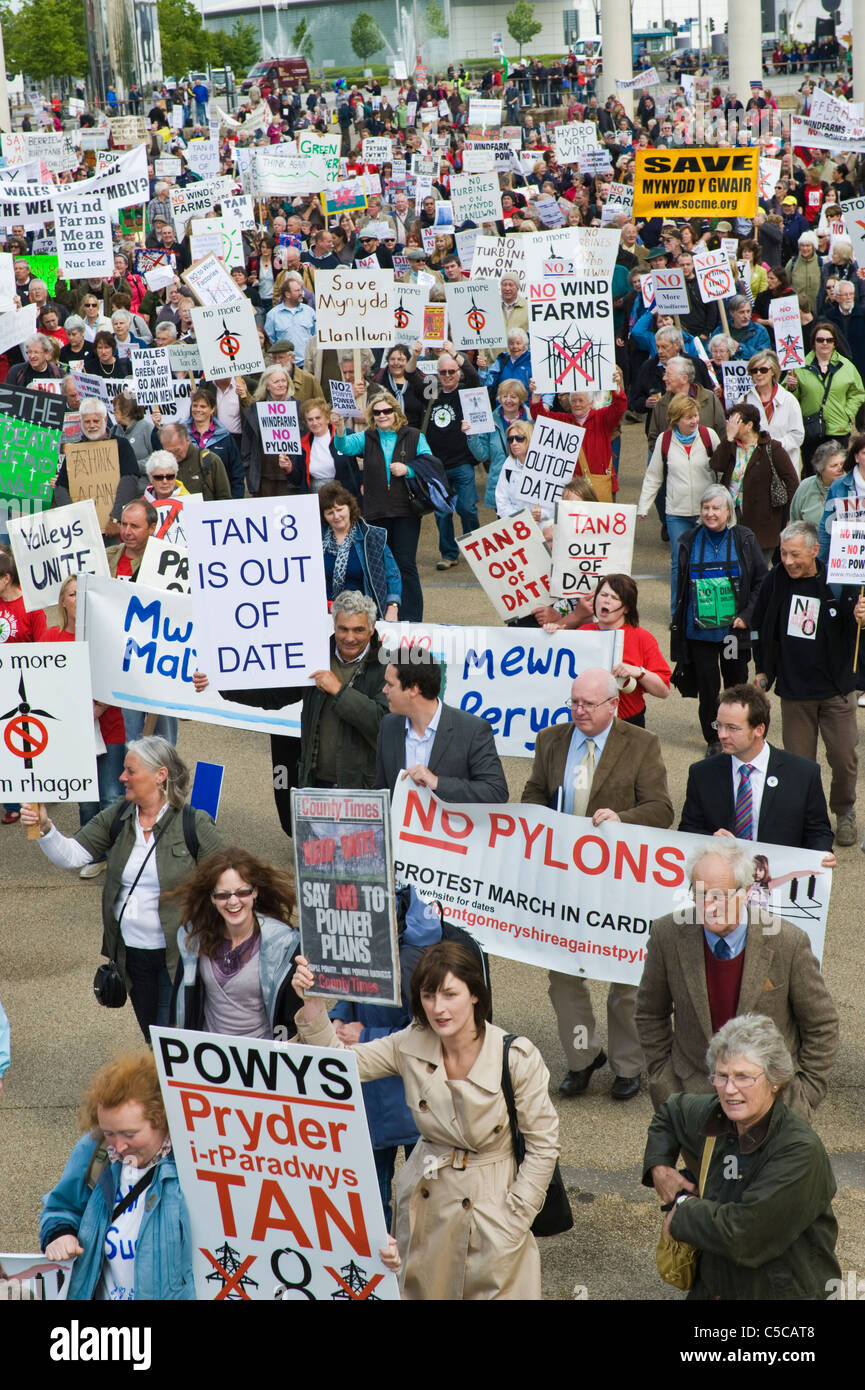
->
[840,195,865,264]
[1,131,77,172]
[219,193,256,232]
[694,248,735,303]
[0,643,98,803]
[449,172,502,226]
[758,156,782,203]
[297,130,341,183]
[638,272,655,309]
[468,97,502,130]
[606,183,634,214]
[454,227,480,274]
[769,295,805,370]
[390,785,830,985]
[790,102,865,154]
[515,418,587,509]
[130,347,176,407]
[615,68,659,90]
[256,399,300,452]
[154,155,182,178]
[377,622,621,756]
[470,234,526,290]
[362,137,392,166]
[328,379,358,417]
[186,496,328,689]
[169,175,234,222]
[151,1026,398,1302]
[0,1254,72,1300]
[462,139,517,174]
[51,193,114,279]
[315,269,393,348]
[458,387,494,436]
[253,151,330,198]
[321,177,368,217]
[72,144,150,215]
[78,574,302,735]
[189,214,244,269]
[528,275,615,393]
[64,440,120,531]
[0,406,63,519]
[444,279,506,352]
[185,138,220,180]
[578,149,613,176]
[721,360,751,408]
[189,228,223,263]
[422,303,446,346]
[550,500,636,597]
[108,115,147,147]
[8,499,109,611]
[168,342,203,374]
[554,123,601,166]
[137,536,190,593]
[827,520,865,585]
[633,147,759,220]
[182,253,244,307]
[0,182,56,230]
[292,788,399,1004]
[0,303,38,355]
[390,282,427,346]
[651,267,690,314]
[458,511,552,620]
[190,297,265,377]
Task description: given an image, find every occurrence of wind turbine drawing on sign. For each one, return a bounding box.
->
[1,674,58,771]
[217,318,241,365]
[466,296,486,335]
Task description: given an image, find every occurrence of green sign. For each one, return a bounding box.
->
[23,254,60,299]
[0,417,61,514]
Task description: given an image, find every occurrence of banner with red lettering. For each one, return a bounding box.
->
[458,511,552,620]
[152,1028,399,1301]
[390,785,829,985]
[550,500,636,596]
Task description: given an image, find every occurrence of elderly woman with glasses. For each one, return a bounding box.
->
[744,349,805,475]
[785,318,865,475]
[643,1011,841,1301]
[333,391,433,622]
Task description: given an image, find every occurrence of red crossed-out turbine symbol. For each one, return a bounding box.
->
[1,674,57,771]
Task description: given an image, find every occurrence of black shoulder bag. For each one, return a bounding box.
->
[802,365,837,442]
[93,810,178,1009]
[501,1034,573,1237]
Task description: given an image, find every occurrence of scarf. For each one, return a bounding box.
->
[323,522,359,595]
[674,426,698,445]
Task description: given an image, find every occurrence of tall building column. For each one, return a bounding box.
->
[597,0,634,117]
[727,0,763,112]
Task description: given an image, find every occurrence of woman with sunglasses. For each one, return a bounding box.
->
[785,319,865,475]
[78,292,112,342]
[744,350,805,475]
[170,847,301,1039]
[493,420,541,519]
[370,344,427,428]
[333,391,432,622]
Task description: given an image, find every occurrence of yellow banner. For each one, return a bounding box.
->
[633,146,759,220]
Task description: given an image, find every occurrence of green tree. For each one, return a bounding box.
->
[156,0,213,77]
[0,0,87,81]
[506,0,542,56]
[211,19,259,74]
[349,12,384,64]
[423,2,448,38]
[291,18,314,60]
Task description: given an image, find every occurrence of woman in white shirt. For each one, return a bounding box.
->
[494,420,543,519]
[298,396,340,491]
[745,348,805,475]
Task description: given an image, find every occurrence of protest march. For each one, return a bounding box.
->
[1,7,865,1342]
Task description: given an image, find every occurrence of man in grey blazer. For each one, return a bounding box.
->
[375,649,508,804]
[635,839,838,1121]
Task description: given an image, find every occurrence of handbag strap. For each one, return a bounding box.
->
[115,808,177,933]
[111,1164,158,1223]
[500,1034,526,1168]
[698,1135,717,1196]
[809,362,837,407]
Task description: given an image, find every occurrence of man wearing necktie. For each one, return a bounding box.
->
[636,841,838,1121]
[522,668,674,1101]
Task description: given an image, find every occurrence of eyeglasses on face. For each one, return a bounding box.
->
[814,336,835,344]
[570,696,615,711]
[749,366,772,374]
[211,887,255,902]
[709,1070,764,1090]
[439,367,459,375]
[372,407,394,417]
[150,472,177,482]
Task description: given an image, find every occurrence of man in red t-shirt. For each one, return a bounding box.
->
[106,499,157,581]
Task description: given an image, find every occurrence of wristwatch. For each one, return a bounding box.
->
[635,667,646,681]
[675,1192,693,1207]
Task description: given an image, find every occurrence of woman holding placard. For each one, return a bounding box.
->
[241,366,302,498]
[566,575,671,729]
[785,319,865,475]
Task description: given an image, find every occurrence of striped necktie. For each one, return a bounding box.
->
[734,764,755,840]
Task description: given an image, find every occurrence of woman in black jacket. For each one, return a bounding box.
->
[672,484,768,753]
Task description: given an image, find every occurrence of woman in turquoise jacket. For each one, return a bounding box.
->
[41,1052,194,1300]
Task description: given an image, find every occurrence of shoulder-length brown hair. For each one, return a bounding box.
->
[173,847,297,957]
[594,572,639,626]
[410,941,489,1034]
[79,1052,166,1133]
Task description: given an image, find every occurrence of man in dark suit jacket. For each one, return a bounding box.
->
[522,667,674,1102]
[375,649,507,804]
[679,682,835,864]
[636,840,838,1121]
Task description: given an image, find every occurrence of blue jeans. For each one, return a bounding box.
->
[79,740,127,829]
[435,463,479,560]
[665,514,698,614]
[122,710,178,746]
[195,100,207,124]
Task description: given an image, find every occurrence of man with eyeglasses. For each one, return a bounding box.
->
[636,839,838,1121]
[522,667,673,1102]
[422,350,486,570]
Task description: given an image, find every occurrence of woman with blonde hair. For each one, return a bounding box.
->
[744,349,805,474]
[241,364,299,496]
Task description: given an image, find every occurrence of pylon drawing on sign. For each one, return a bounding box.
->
[329,1259,383,1300]
[202,1242,259,1299]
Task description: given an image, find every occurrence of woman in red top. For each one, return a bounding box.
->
[1,551,48,821]
[547,573,671,727]
[529,366,627,496]
[45,575,126,866]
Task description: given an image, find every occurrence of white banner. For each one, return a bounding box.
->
[151,1027,398,1302]
[444,279,506,352]
[78,574,302,735]
[768,294,805,370]
[550,500,636,597]
[52,193,114,279]
[0,642,98,802]
[297,130,341,183]
[137,536,190,593]
[169,175,234,223]
[190,297,265,377]
[0,303,38,354]
[186,496,328,690]
[840,195,865,265]
[0,183,56,229]
[449,172,502,226]
[554,123,601,166]
[390,786,830,984]
[73,145,150,215]
[8,499,109,611]
[253,152,330,197]
[130,347,176,407]
[615,69,659,91]
[256,399,300,452]
[457,511,552,620]
[377,622,622,757]
[315,269,393,348]
[468,97,502,130]
[827,519,865,585]
[391,283,427,345]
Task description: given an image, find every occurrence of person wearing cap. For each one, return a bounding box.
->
[354,226,394,272]
[269,340,318,403]
[780,198,810,262]
[396,247,444,286]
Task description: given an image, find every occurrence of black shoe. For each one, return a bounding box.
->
[558,1051,607,1097]
[610,1074,640,1101]
[705,740,722,758]
[661,525,669,542]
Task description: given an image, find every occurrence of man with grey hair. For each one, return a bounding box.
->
[728,295,772,359]
[751,522,865,845]
[647,356,726,452]
[522,667,674,1102]
[53,397,141,517]
[196,590,388,834]
[636,840,839,1119]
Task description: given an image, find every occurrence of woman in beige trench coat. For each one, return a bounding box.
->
[293,941,560,1300]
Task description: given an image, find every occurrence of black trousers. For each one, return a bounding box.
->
[124,945,173,1042]
[688,638,749,745]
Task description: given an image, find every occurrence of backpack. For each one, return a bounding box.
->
[108,801,200,859]
[660,425,713,484]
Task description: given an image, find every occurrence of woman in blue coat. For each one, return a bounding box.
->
[41,1052,193,1300]
[818,431,865,563]
[319,481,402,620]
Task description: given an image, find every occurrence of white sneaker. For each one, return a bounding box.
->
[80,861,106,879]
[858,694,865,708]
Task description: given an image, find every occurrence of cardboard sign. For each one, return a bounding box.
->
[471,235,526,290]
[292,788,400,1004]
[328,380,358,417]
[758,157,782,202]
[8,499,109,611]
[458,387,494,436]
[315,269,394,348]
[769,295,805,370]
[0,643,98,803]
[721,360,751,408]
[445,279,506,352]
[449,172,501,226]
[51,193,114,279]
[458,511,552,620]
[130,346,176,407]
[253,151,330,198]
[151,1027,398,1302]
[168,342,203,374]
[190,297,265,377]
[634,147,759,220]
[64,440,120,531]
[186,496,329,689]
[137,536,190,593]
[463,140,516,174]
[256,399,300,452]
[219,193,256,232]
[652,267,690,314]
[694,249,735,303]
[550,500,636,597]
[182,253,245,307]
[391,786,829,985]
[554,123,601,166]
[154,156,182,178]
[827,520,865,585]
[108,115,147,147]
